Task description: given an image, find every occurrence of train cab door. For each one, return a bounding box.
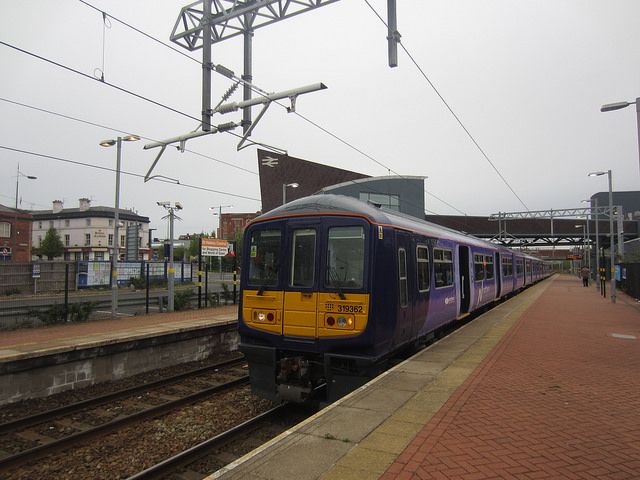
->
[282,224,319,339]
[458,245,470,317]
[395,231,414,345]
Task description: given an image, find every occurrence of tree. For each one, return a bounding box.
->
[39,227,64,260]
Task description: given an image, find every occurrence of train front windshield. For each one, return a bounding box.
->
[326,226,365,289]
[248,229,281,286]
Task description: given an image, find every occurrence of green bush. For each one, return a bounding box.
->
[129,276,146,290]
[174,289,194,311]
[221,283,233,304]
[28,301,98,324]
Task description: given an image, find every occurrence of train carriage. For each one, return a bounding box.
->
[238,195,550,403]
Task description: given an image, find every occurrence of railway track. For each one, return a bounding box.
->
[0,358,249,473]
[127,404,311,480]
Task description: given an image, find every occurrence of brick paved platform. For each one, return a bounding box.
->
[213,275,640,480]
[383,275,640,480]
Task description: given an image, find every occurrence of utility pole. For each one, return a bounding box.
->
[158,202,183,312]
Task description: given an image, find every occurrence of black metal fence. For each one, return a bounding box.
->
[0,261,238,330]
[619,263,640,300]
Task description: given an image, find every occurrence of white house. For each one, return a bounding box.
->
[31,198,151,261]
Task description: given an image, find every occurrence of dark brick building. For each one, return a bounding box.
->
[219,212,260,240]
[0,204,33,262]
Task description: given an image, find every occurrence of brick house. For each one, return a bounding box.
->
[0,204,33,262]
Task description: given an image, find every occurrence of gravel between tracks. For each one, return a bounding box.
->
[5,386,273,480]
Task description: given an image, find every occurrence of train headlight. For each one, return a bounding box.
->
[337,316,347,327]
[253,310,275,322]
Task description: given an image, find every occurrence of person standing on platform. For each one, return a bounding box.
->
[580,266,590,287]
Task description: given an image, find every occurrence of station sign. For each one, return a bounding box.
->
[201,238,230,257]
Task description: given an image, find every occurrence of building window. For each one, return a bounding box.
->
[359,192,400,211]
[64,252,70,261]
[74,252,82,261]
[83,252,90,260]
[38,221,42,229]
[65,219,70,227]
[49,220,54,228]
[120,235,125,246]
[85,233,91,246]
[86,219,91,226]
[109,219,113,226]
[0,222,11,238]
[108,234,113,246]
[64,234,70,247]
[94,252,104,261]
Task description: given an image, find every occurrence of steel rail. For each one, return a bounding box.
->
[125,404,288,480]
[0,375,249,471]
[0,357,245,435]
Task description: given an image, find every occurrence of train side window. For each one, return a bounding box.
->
[398,248,408,307]
[502,257,513,277]
[248,229,281,286]
[416,245,430,292]
[485,255,495,280]
[290,229,316,288]
[474,254,485,281]
[434,248,454,288]
[326,226,365,289]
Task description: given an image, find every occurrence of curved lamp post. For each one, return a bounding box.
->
[99,134,140,317]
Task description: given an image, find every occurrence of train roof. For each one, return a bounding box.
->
[252,195,546,262]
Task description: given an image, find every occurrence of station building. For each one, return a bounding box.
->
[30,198,151,261]
[0,204,33,262]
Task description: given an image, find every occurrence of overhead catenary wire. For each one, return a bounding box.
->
[74,0,468,216]
[2,5,467,217]
[0,96,258,177]
[362,0,530,212]
[0,145,261,202]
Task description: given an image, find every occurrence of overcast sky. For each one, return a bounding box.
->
[1,0,639,237]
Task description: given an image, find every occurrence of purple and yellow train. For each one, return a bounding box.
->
[238,195,551,402]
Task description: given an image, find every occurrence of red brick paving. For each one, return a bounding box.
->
[382,276,640,480]
[0,305,238,349]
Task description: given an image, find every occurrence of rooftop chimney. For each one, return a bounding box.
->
[79,198,91,212]
[52,200,63,214]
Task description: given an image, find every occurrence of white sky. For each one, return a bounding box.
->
[1,0,639,237]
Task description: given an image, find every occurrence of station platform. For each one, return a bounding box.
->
[213,275,640,480]
[0,305,239,403]
[0,305,238,363]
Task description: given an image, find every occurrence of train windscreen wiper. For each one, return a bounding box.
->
[328,266,347,300]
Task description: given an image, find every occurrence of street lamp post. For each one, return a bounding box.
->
[209,205,233,279]
[100,135,140,317]
[13,164,37,261]
[601,97,640,174]
[157,202,182,312]
[282,182,299,205]
[15,164,37,210]
[574,224,586,272]
[588,170,616,303]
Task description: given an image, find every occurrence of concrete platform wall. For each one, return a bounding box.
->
[0,324,238,404]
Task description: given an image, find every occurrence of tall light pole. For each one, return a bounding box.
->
[100,134,140,317]
[601,97,640,174]
[15,164,37,210]
[574,224,586,271]
[282,182,299,205]
[209,205,233,239]
[14,164,37,261]
[158,201,182,312]
[588,170,615,303]
[209,205,233,278]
